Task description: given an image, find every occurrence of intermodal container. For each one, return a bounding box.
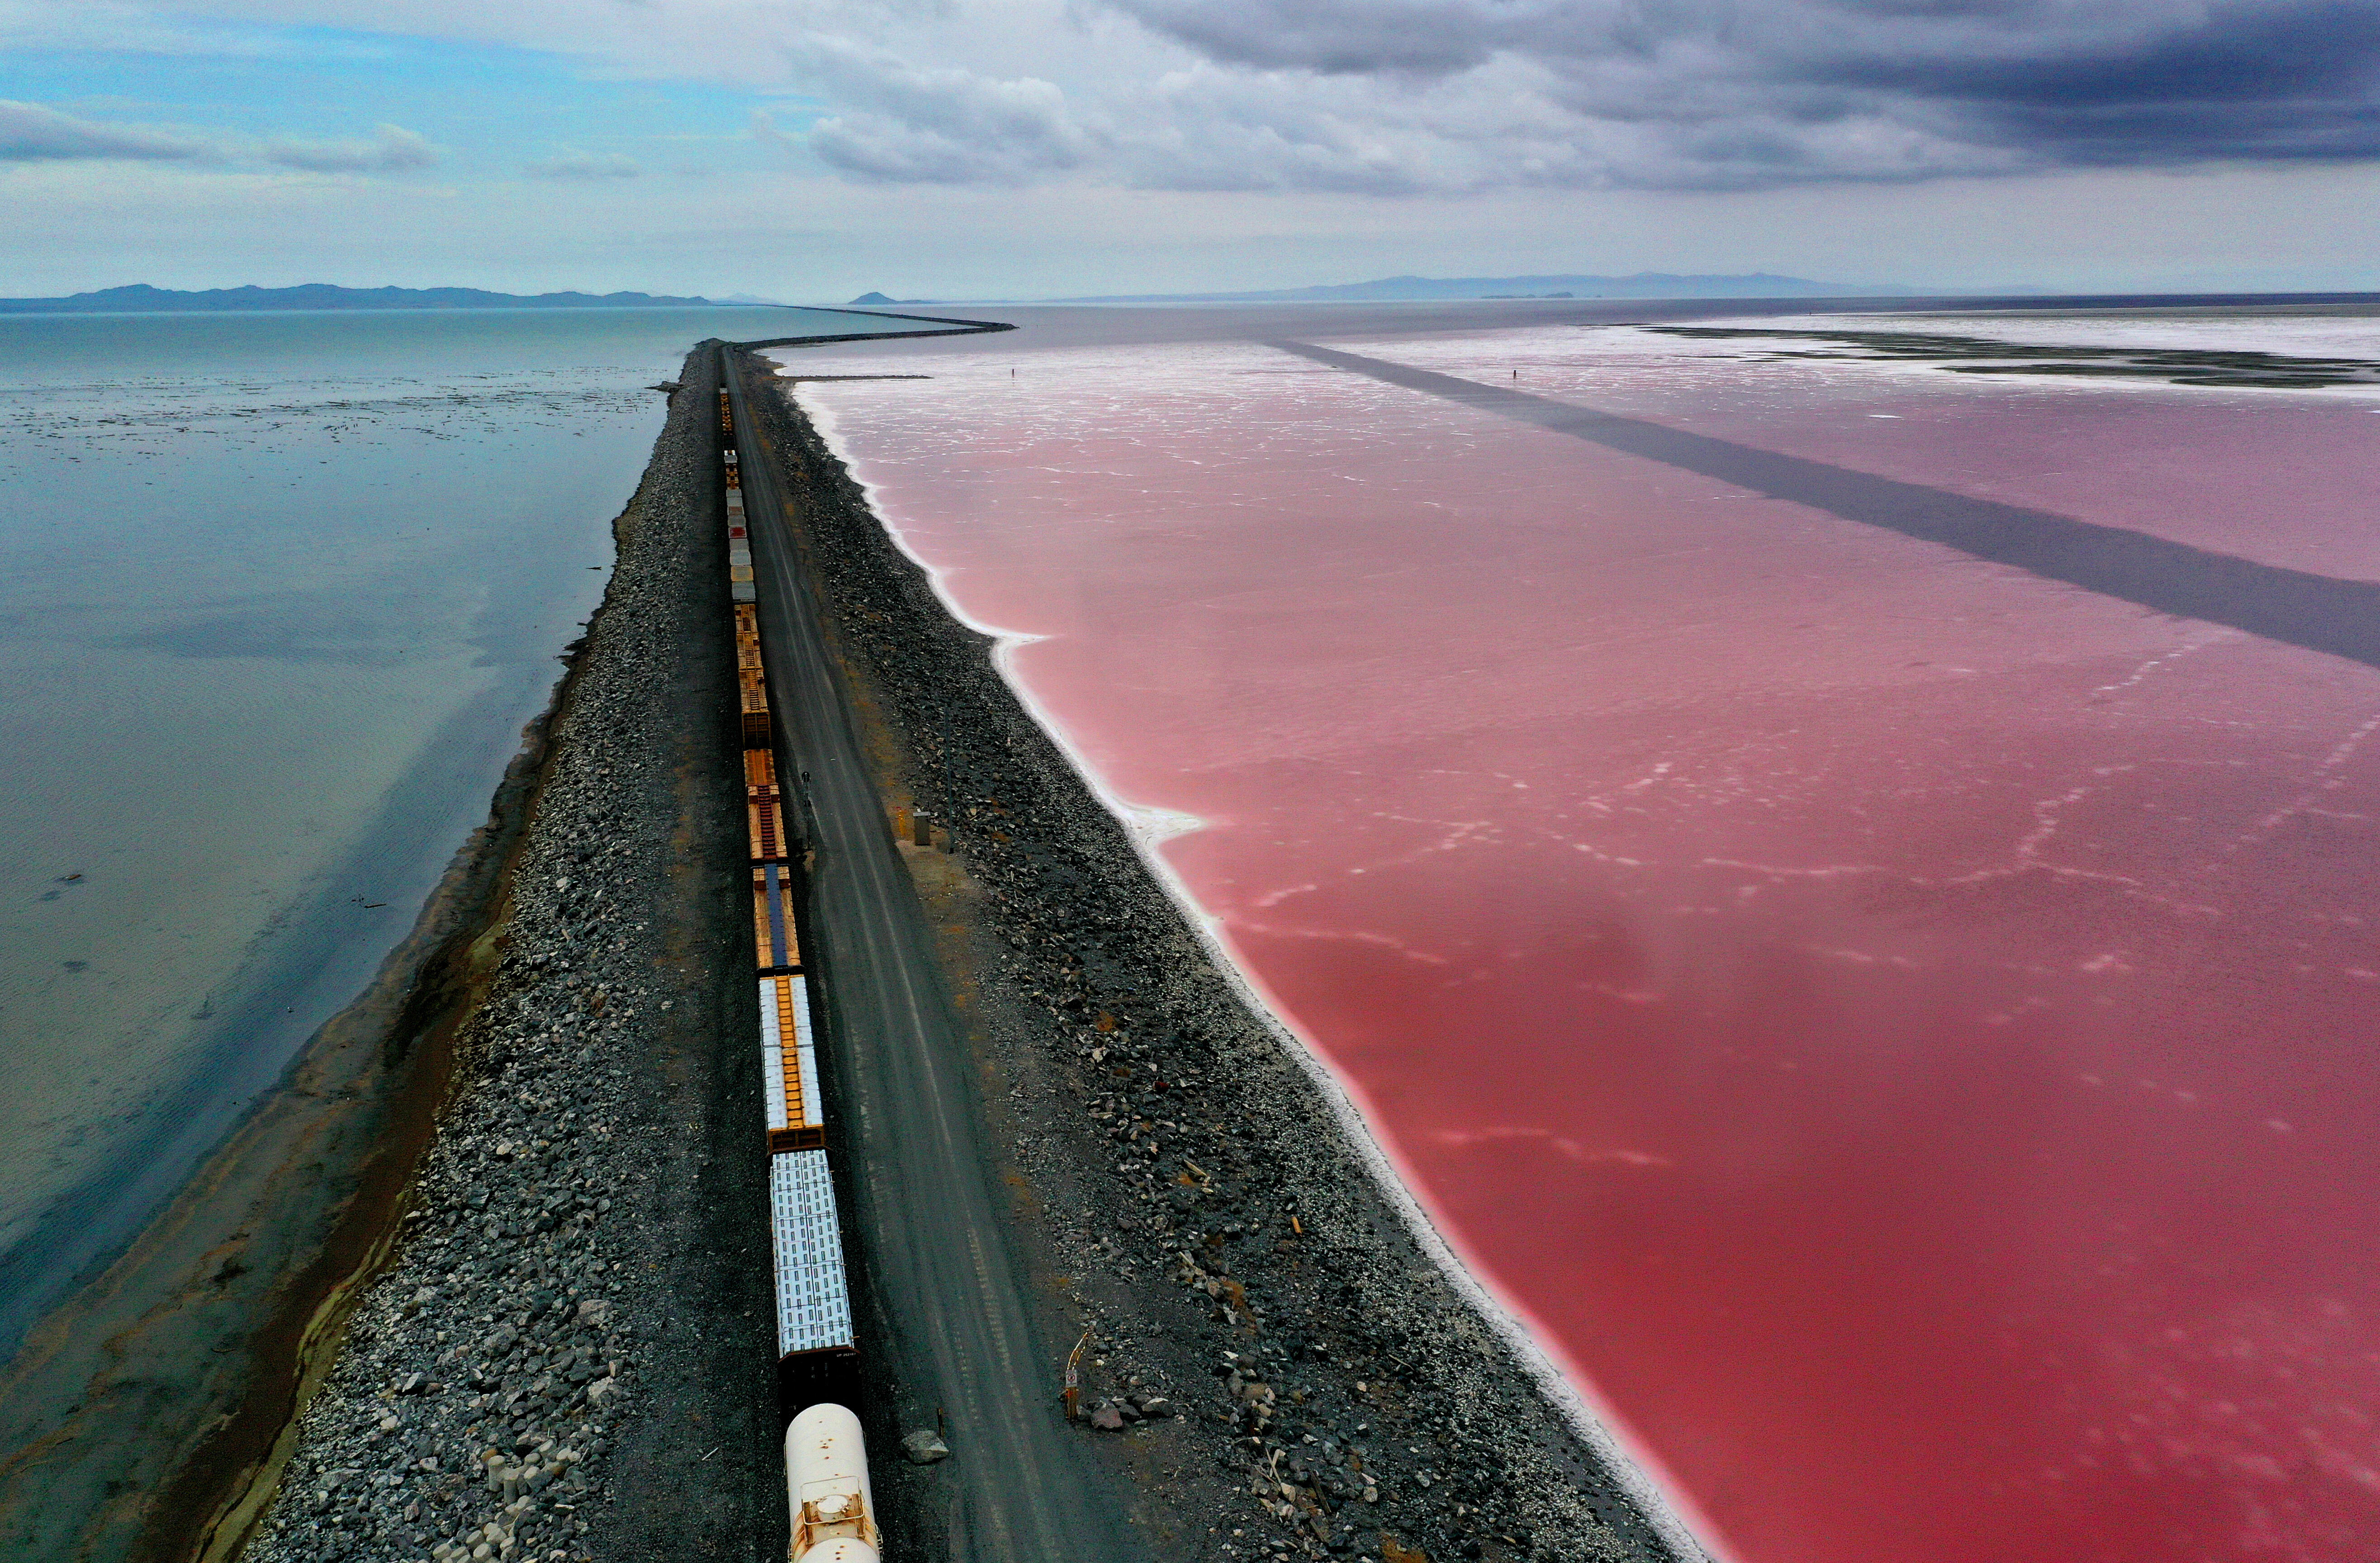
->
[767,1150,851,1338]
[760,974,825,1151]
[768,1148,858,1411]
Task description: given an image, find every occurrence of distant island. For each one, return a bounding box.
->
[847,271,1917,307]
[0,283,764,314]
[1055,271,1911,303]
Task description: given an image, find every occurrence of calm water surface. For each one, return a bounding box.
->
[780,308,2380,1563]
[0,306,863,1351]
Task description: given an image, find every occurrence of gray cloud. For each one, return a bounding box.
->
[1089,0,2380,188]
[524,149,642,179]
[263,123,440,172]
[788,39,1096,184]
[0,99,216,162]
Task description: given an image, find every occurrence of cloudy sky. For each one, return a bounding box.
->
[5,0,2379,299]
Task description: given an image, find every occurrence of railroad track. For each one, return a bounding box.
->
[722,346,1140,1562]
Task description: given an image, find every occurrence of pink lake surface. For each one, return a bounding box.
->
[782,319,2380,1563]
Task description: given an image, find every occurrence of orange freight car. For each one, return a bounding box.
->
[749,795,789,862]
[754,864,801,973]
[761,974,826,1152]
[740,666,772,747]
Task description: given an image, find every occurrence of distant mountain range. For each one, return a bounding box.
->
[1053,271,1911,303]
[847,272,1916,307]
[0,284,757,314]
[1,274,1919,318]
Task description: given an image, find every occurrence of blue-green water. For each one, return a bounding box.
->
[0,306,859,1352]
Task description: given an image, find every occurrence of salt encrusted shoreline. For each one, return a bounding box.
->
[239,346,779,1563]
[746,351,1691,1563]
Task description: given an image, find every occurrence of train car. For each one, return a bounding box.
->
[750,752,804,973]
[786,1404,880,1563]
[749,792,789,863]
[740,666,773,747]
[760,974,825,1152]
[747,748,790,862]
[769,1148,859,1412]
[724,380,868,1504]
[754,863,801,974]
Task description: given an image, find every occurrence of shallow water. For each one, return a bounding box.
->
[0,305,864,1353]
[780,308,2380,1563]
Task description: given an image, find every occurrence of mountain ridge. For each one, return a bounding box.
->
[1050,270,1913,303]
[0,283,756,314]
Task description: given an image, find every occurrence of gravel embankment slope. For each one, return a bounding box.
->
[241,346,780,1563]
[745,350,1693,1563]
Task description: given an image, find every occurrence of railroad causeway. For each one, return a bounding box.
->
[223,324,1688,1563]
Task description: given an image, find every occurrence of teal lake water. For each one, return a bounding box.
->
[0,306,861,1352]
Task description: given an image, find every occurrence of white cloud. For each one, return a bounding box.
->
[0,98,216,162]
[0,0,264,56]
[0,101,445,175]
[524,149,641,179]
[790,35,1095,184]
[263,122,440,172]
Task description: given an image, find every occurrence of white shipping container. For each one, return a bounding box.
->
[769,1150,854,1356]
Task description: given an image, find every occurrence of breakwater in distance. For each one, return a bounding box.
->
[0,307,902,1561]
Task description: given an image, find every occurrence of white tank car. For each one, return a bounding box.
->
[786,1403,881,1563]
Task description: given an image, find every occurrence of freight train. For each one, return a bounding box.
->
[720,382,878,1562]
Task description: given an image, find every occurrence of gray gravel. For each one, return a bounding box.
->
[240,346,773,1563]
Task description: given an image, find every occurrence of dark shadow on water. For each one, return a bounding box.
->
[1275,340,2380,672]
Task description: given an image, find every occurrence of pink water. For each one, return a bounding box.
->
[787,321,2380,1563]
